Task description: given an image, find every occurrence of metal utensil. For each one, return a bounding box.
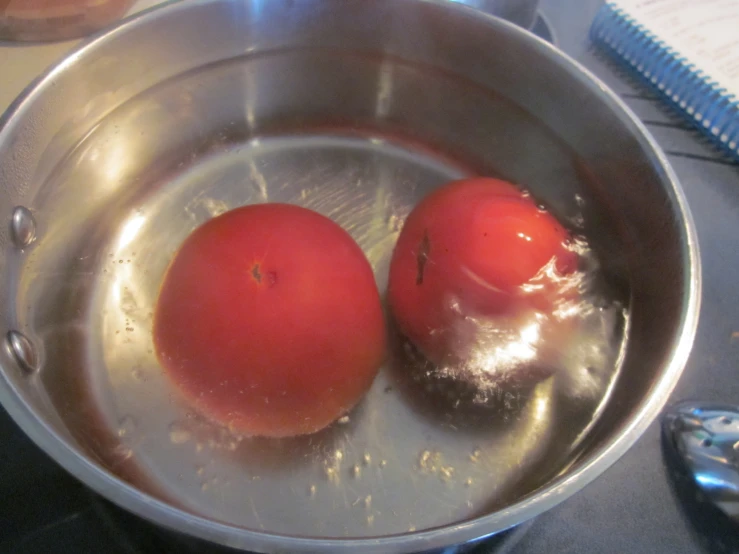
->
[0,0,700,552]
[663,401,739,520]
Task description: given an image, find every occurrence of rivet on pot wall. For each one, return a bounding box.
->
[5,330,39,374]
[10,206,37,248]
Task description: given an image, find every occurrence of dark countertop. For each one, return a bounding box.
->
[2,1,739,553]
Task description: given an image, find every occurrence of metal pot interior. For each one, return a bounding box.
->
[0,0,698,550]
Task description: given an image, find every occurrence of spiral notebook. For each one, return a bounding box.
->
[590,0,739,161]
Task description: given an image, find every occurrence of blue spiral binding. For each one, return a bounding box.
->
[590,2,739,162]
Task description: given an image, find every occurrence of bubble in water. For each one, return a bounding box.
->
[418,449,440,472]
[112,444,133,462]
[379,460,387,468]
[465,478,473,487]
[387,213,403,232]
[351,465,362,478]
[117,415,136,438]
[366,514,374,526]
[168,422,191,444]
[363,453,371,466]
[469,448,482,463]
[447,297,463,316]
[131,368,143,382]
[440,465,455,482]
[308,485,317,497]
[337,416,350,425]
[364,495,372,509]
[417,449,455,482]
[196,466,204,476]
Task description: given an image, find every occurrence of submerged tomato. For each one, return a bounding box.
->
[154,204,386,437]
[388,177,576,364]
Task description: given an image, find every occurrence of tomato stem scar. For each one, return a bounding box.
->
[416,230,431,285]
[251,263,262,284]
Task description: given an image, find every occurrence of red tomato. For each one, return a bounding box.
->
[388,178,576,365]
[154,204,386,437]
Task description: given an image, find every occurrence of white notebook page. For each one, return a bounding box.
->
[613,0,739,98]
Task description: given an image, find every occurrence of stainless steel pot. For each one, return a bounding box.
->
[0,1,700,552]
[452,0,540,29]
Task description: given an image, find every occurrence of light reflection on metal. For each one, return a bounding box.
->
[116,214,146,250]
[664,402,739,521]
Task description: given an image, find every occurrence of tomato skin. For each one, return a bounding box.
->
[388,178,576,365]
[154,204,386,437]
